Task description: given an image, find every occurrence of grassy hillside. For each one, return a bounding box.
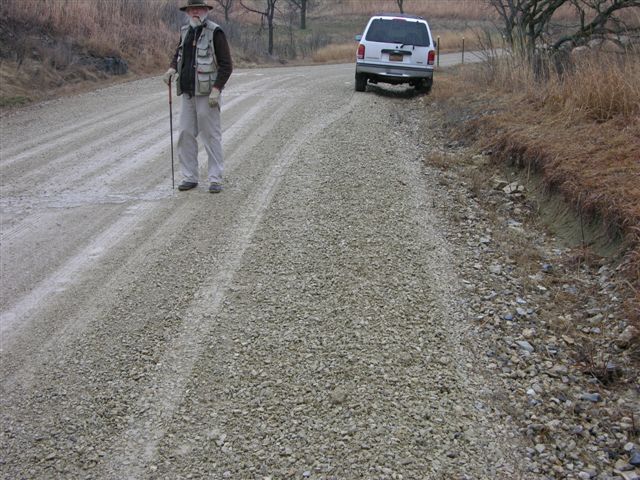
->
[0,0,177,105]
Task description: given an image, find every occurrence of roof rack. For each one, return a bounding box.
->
[373,13,425,20]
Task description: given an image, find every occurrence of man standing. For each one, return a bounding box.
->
[163,0,233,193]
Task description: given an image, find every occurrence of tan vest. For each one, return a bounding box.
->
[177,19,220,96]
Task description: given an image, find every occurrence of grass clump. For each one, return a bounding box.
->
[0,96,31,107]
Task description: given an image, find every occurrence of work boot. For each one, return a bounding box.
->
[178,181,198,191]
[209,182,223,193]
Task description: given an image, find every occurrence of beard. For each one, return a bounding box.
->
[189,15,205,28]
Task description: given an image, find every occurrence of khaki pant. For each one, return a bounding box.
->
[177,94,223,184]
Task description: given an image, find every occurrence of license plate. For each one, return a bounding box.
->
[389,53,403,62]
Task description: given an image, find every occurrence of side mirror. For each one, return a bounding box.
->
[355,34,362,41]
[433,40,437,48]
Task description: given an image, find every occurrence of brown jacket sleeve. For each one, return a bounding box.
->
[213,29,233,91]
[169,37,181,70]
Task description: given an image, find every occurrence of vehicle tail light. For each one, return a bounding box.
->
[428,50,435,65]
[357,44,365,60]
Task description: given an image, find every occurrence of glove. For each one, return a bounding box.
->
[208,87,221,108]
[162,68,176,86]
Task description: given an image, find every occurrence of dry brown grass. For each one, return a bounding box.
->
[434,28,502,52]
[433,51,640,308]
[1,0,176,71]
[312,43,357,63]
[329,0,494,20]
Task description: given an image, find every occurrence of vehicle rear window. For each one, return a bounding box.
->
[365,19,430,46]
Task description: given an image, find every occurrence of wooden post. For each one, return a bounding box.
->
[462,36,465,64]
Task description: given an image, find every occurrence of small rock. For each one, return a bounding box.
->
[617,325,639,348]
[630,451,640,466]
[580,392,601,402]
[614,458,634,471]
[503,182,523,194]
[516,341,534,352]
[618,471,640,480]
[489,264,502,274]
[330,387,347,405]
[535,444,546,454]
[493,179,509,190]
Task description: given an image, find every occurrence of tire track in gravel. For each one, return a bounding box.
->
[0,202,153,339]
[1,68,354,480]
[0,74,310,344]
[101,99,355,480]
[0,74,299,195]
[0,94,164,169]
[144,86,524,479]
[0,72,273,167]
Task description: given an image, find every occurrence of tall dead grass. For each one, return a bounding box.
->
[476,50,640,121]
[562,56,640,121]
[1,0,177,70]
[312,43,357,63]
[330,0,493,20]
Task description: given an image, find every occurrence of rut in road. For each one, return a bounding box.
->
[0,72,307,334]
[1,63,526,479]
[103,99,355,478]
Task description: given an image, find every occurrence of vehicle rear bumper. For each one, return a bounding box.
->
[356,62,433,80]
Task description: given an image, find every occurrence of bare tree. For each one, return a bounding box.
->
[240,0,278,55]
[288,0,308,29]
[553,0,640,49]
[490,0,640,56]
[489,0,565,57]
[213,0,235,22]
[397,0,405,13]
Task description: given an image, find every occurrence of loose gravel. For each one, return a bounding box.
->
[1,60,637,480]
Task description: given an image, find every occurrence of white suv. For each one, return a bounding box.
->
[355,14,436,93]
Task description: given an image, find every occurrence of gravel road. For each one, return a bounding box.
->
[2,55,535,479]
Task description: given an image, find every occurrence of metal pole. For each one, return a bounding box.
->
[462,36,465,64]
[437,35,440,68]
[168,80,175,190]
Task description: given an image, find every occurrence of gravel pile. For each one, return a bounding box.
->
[140,92,528,480]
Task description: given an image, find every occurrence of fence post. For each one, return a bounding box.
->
[437,36,440,67]
[462,36,465,64]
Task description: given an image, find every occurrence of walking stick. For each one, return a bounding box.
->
[168,79,175,190]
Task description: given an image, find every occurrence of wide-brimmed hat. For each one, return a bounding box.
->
[179,0,213,11]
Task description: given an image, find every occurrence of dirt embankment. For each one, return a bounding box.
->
[431,65,640,320]
[0,17,135,106]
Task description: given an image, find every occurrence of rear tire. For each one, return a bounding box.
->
[415,79,432,94]
[355,73,367,92]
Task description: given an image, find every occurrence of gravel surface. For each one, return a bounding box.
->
[1,56,637,479]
